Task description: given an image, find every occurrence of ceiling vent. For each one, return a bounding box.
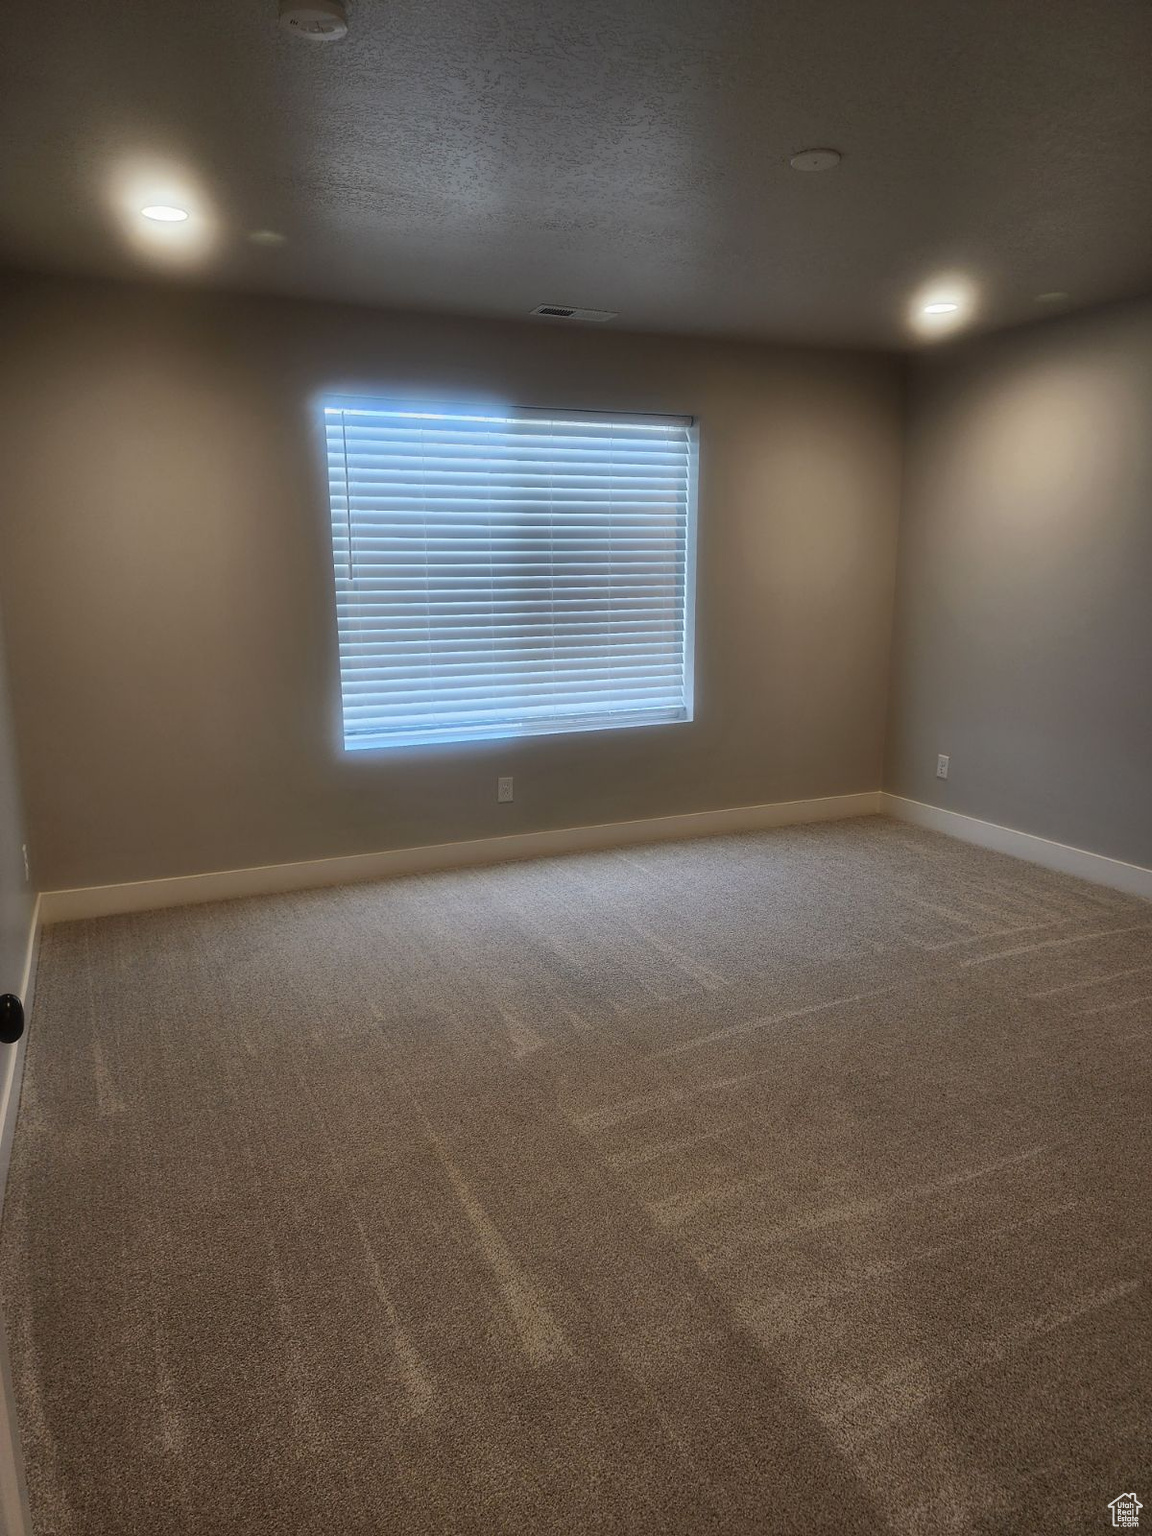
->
[530,305,617,323]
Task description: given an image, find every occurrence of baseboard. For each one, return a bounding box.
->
[882,794,1152,901]
[41,791,883,923]
[0,895,39,1536]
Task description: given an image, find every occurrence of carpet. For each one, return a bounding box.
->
[1,816,1149,1533]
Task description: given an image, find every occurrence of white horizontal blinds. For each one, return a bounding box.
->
[324,400,694,749]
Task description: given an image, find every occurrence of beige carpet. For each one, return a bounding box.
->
[2,816,1150,1534]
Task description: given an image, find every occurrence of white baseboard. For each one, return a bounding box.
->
[41,791,883,923]
[882,794,1152,901]
[0,895,39,1536]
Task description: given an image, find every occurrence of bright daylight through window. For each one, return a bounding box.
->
[322,399,697,750]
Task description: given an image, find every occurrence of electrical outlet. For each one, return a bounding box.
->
[936,754,950,780]
[21,843,30,883]
[497,776,514,803]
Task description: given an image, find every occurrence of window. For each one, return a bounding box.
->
[322,398,697,751]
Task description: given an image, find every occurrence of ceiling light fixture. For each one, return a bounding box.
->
[789,148,841,172]
[113,160,217,265]
[910,277,976,339]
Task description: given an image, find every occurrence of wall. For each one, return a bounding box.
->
[887,295,1152,867]
[0,273,903,893]
[0,606,31,994]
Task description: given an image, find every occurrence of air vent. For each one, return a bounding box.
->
[530,305,618,323]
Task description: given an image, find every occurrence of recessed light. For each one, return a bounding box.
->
[789,148,842,172]
[910,278,976,338]
[248,229,287,246]
[114,162,216,265]
[140,205,189,222]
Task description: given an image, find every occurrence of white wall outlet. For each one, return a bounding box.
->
[936,754,950,780]
[497,776,514,803]
[21,843,30,883]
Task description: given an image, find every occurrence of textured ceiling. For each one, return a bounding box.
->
[1,0,1150,347]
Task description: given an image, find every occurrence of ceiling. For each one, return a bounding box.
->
[1,0,1150,348]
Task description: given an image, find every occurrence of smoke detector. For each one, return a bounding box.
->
[279,0,348,41]
[530,305,617,323]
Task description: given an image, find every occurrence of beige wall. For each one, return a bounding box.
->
[886,296,1152,867]
[0,273,903,892]
[0,606,31,990]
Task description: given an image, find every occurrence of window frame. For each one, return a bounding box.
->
[319,394,700,754]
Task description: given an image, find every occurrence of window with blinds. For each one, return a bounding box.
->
[322,398,697,751]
